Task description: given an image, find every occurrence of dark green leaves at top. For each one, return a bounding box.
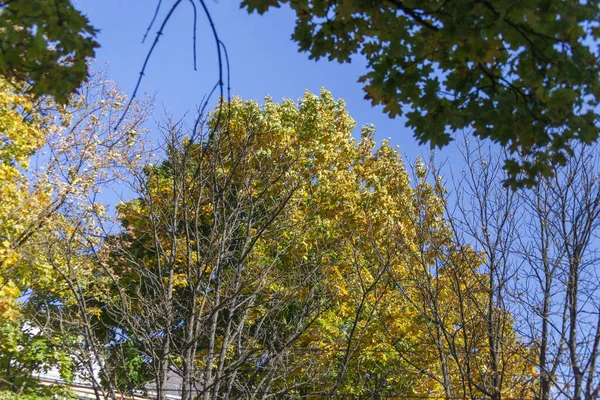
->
[242,0,600,187]
[0,0,98,104]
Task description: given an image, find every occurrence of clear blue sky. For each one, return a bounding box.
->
[76,0,436,159]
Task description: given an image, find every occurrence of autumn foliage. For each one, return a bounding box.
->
[4,77,600,399]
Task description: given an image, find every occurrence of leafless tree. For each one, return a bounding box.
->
[517,144,600,400]
[430,138,600,400]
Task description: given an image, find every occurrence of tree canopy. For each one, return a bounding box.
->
[2,71,600,398]
[243,0,600,187]
[0,71,151,398]
[85,90,536,399]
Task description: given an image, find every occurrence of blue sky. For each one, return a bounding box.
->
[76,0,433,159]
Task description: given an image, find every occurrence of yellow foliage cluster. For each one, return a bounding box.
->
[114,89,537,398]
[0,78,47,320]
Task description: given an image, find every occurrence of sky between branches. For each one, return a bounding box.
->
[77,0,450,161]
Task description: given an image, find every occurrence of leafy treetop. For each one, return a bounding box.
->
[107,89,536,398]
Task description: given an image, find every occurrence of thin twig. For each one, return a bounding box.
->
[142,0,163,43]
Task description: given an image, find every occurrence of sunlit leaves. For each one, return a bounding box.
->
[0,77,46,319]
[0,72,151,397]
[113,90,535,397]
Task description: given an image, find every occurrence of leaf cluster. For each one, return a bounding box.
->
[243,0,600,187]
[0,0,98,104]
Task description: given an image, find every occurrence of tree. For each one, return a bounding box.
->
[0,71,152,398]
[422,144,537,399]
[242,0,600,187]
[445,136,600,400]
[517,143,600,400]
[98,90,537,399]
[100,91,358,399]
[0,0,98,104]
[0,77,45,319]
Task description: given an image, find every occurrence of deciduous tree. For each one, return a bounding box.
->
[0,71,152,398]
[101,90,537,399]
